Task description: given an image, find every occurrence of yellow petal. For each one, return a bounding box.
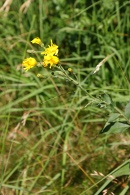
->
[31,37,42,45]
[43,55,59,68]
[22,57,37,71]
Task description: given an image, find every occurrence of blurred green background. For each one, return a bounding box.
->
[0,0,130,194]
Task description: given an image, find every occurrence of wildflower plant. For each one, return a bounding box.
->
[22,37,130,133]
[22,38,130,115]
[22,37,130,194]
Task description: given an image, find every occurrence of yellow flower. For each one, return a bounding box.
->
[31,37,42,45]
[41,40,58,56]
[22,57,37,71]
[43,55,59,68]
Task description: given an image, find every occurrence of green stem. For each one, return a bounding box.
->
[57,64,98,101]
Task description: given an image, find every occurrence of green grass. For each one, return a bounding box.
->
[0,0,130,194]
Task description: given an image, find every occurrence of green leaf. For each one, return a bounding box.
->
[108,113,120,122]
[95,160,130,195]
[103,94,112,105]
[99,121,130,134]
[125,101,130,119]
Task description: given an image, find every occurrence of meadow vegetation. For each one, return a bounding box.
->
[0,0,130,194]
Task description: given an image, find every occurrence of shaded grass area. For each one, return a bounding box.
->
[0,0,130,194]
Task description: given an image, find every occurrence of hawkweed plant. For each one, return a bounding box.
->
[22,37,113,105]
[22,38,130,194]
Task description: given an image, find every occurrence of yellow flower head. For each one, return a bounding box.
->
[22,57,37,71]
[31,37,42,45]
[43,55,59,68]
[41,40,58,56]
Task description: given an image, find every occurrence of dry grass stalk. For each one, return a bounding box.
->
[93,54,114,74]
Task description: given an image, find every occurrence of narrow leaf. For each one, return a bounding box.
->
[108,113,120,122]
[125,101,130,119]
[100,121,130,134]
[95,160,130,195]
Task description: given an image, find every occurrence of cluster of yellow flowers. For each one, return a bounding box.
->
[22,37,59,71]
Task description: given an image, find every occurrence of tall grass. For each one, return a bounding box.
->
[0,0,130,194]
